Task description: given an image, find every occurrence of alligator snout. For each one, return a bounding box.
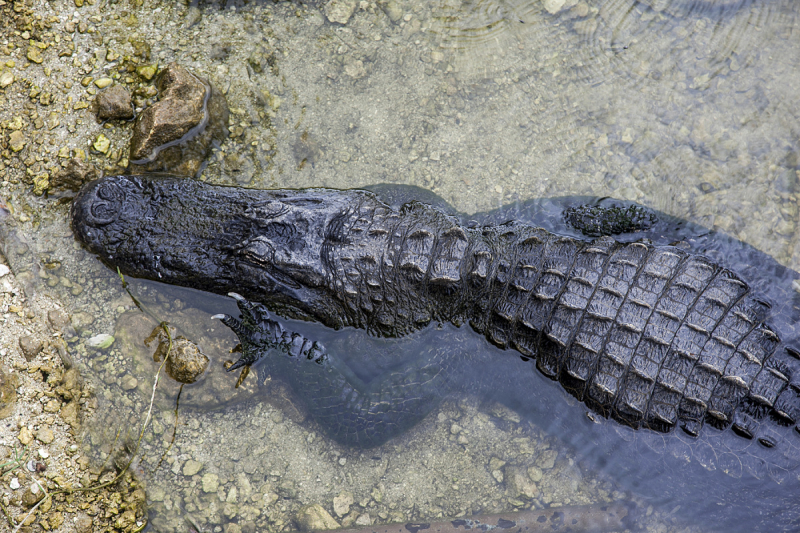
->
[72,176,125,229]
[71,175,141,259]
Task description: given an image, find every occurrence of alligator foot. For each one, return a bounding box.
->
[212,292,281,371]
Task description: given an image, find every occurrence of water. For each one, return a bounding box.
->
[2,0,800,531]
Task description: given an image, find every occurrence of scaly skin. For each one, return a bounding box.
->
[71,175,800,448]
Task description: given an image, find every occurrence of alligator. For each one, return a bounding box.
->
[71,174,800,453]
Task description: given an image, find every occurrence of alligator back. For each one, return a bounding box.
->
[322,197,800,446]
[476,231,800,441]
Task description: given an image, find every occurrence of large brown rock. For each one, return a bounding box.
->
[92,84,134,121]
[128,63,229,177]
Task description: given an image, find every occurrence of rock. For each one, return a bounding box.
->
[344,59,366,79]
[489,456,506,471]
[535,449,558,470]
[120,374,138,391]
[18,426,34,446]
[71,311,95,332]
[92,133,111,154]
[21,485,44,507]
[136,65,157,81]
[32,174,49,196]
[128,63,229,177]
[26,46,43,64]
[381,0,403,22]
[0,366,18,419]
[18,335,43,361]
[94,77,113,89]
[324,0,357,24]
[115,310,256,409]
[87,333,115,350]
[355,513,372,526]
[47,309,71,331]
[50,158,98,193]
[183,459,203,476]
[505,466,537,500]
[115,510,136,530]
[333,491,354,517]
[36,427,54,444]
[74,513,93,533]
[202,472,219,493]
[528,466,544,483]
[0,264,9,277]
[56,367,84,401]
[297,504,340,531]
[0,71,14,88]
[60,400,81,430]
[148,325,209,384]
[9,477,20,490]
[92,84,134,121]
[9,130,25,152]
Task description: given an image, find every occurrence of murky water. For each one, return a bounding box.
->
[3,0,800,531]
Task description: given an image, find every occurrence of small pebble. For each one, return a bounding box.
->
[120,374,138,391]
[0,264,9,277]
[36,427,54,444]
[0,71,14,87]
[10,477,20,490]
[87,333,114,349]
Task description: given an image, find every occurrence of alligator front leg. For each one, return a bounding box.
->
[214,294,451,448]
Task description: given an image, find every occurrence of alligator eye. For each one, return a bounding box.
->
[239,238,275,266]
[88,181,125,226]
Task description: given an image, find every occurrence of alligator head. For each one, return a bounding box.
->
[71,175,377,326]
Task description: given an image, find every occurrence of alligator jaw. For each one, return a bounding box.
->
[71,175,368,325]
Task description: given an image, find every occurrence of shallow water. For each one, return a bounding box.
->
[3,0,800,531]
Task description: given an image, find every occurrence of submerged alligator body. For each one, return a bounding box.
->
[71,175,800,452]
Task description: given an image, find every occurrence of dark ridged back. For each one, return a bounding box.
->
[324,199,800,443]
[464,227,800,442]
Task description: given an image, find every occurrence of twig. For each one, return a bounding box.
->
[0,498,16,528]
[154,384,183,472]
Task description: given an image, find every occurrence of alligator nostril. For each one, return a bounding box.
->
[97,180,123,201]
[87,181,125,226]
[89,200,118,225]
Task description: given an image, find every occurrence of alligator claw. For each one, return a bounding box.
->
[212,313,245,336]
[226,358,249,372]
[228,292,270,323]
[216,294,280,373]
